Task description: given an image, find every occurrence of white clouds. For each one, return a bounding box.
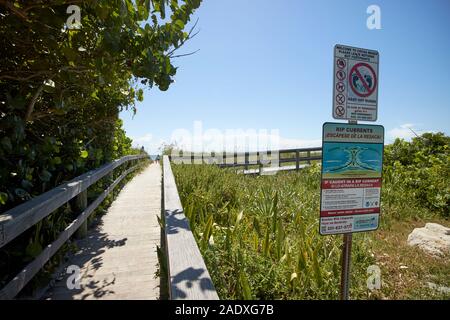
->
[134,122,442,154]
[131,133,166,154]
[165,121,322,152]
[131,131,321,155]
[133,133,153,143]
[388,123,416,140]
[278,137,322,149]
[134,123,441,155]
[387,123,436,141]
[170,129,320,152]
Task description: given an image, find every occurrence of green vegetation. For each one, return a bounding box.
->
[1,0,201,212]
[0,158,151,296]
[0,0,201,295]
[172,132,449,299]
[383,132,449,218]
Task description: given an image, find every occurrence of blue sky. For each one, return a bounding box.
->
[120,0,450,154]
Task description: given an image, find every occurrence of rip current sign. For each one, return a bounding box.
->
[333,45,379,121]
[320,123,384,235]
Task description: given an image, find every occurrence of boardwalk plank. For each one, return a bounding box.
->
[45,164,161,300]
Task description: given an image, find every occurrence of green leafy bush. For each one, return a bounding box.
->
[384,133,450,217]
[0,0,201,295]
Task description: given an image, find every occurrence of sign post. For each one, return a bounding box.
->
[340,232,352,300]
[323,44,383,300]
[321,120,384,299]
[341,119,356,301]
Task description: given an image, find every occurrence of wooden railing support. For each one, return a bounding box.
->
[244,152,249,170]
[74,190,88,239]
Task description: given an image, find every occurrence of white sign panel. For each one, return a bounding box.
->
[333,45,379,121]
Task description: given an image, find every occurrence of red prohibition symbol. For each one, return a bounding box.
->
[336,70,346,81]
[349,62,377,98]
[336,93,345,104]
[336,82,345,93]
[336,58,346,69]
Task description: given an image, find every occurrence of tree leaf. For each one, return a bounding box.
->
[0,192,8,205]
[80,150,89,158]
[239,271,254,300]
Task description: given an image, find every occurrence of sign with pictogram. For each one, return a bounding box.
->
[337,58,346,69]
[320,122,385,235]
[336,82,345,93]
[349,63,377,97]
[336,70,346,81]
[336,93,345,104]
[335,105,345,117]
[333,45,379,121]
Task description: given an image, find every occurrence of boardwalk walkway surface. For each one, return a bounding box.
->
[44,163,161,300]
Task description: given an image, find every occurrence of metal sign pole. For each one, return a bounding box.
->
[340,232,353,300]
[340,118,357,300]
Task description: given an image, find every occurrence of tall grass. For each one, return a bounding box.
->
[173,164,378,299]
[172,134,449,299]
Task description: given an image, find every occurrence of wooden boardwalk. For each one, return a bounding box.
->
[44,163,161,300]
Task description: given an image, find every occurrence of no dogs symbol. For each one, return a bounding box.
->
[349,63,377,98]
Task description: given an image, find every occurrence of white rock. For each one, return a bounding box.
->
[407,223,450,256]
[427,282,450,295]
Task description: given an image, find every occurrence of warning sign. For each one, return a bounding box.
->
[320,122,384,235]
[336,82,345,93]
[349,63,377,97]
[335,105,345,117]
[336,70,346,81]
[333,45,379,121]
[336,58,346,69]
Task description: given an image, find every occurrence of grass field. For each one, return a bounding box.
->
[172,161,449,300]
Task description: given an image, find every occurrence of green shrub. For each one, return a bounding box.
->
[384,132,449,217]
